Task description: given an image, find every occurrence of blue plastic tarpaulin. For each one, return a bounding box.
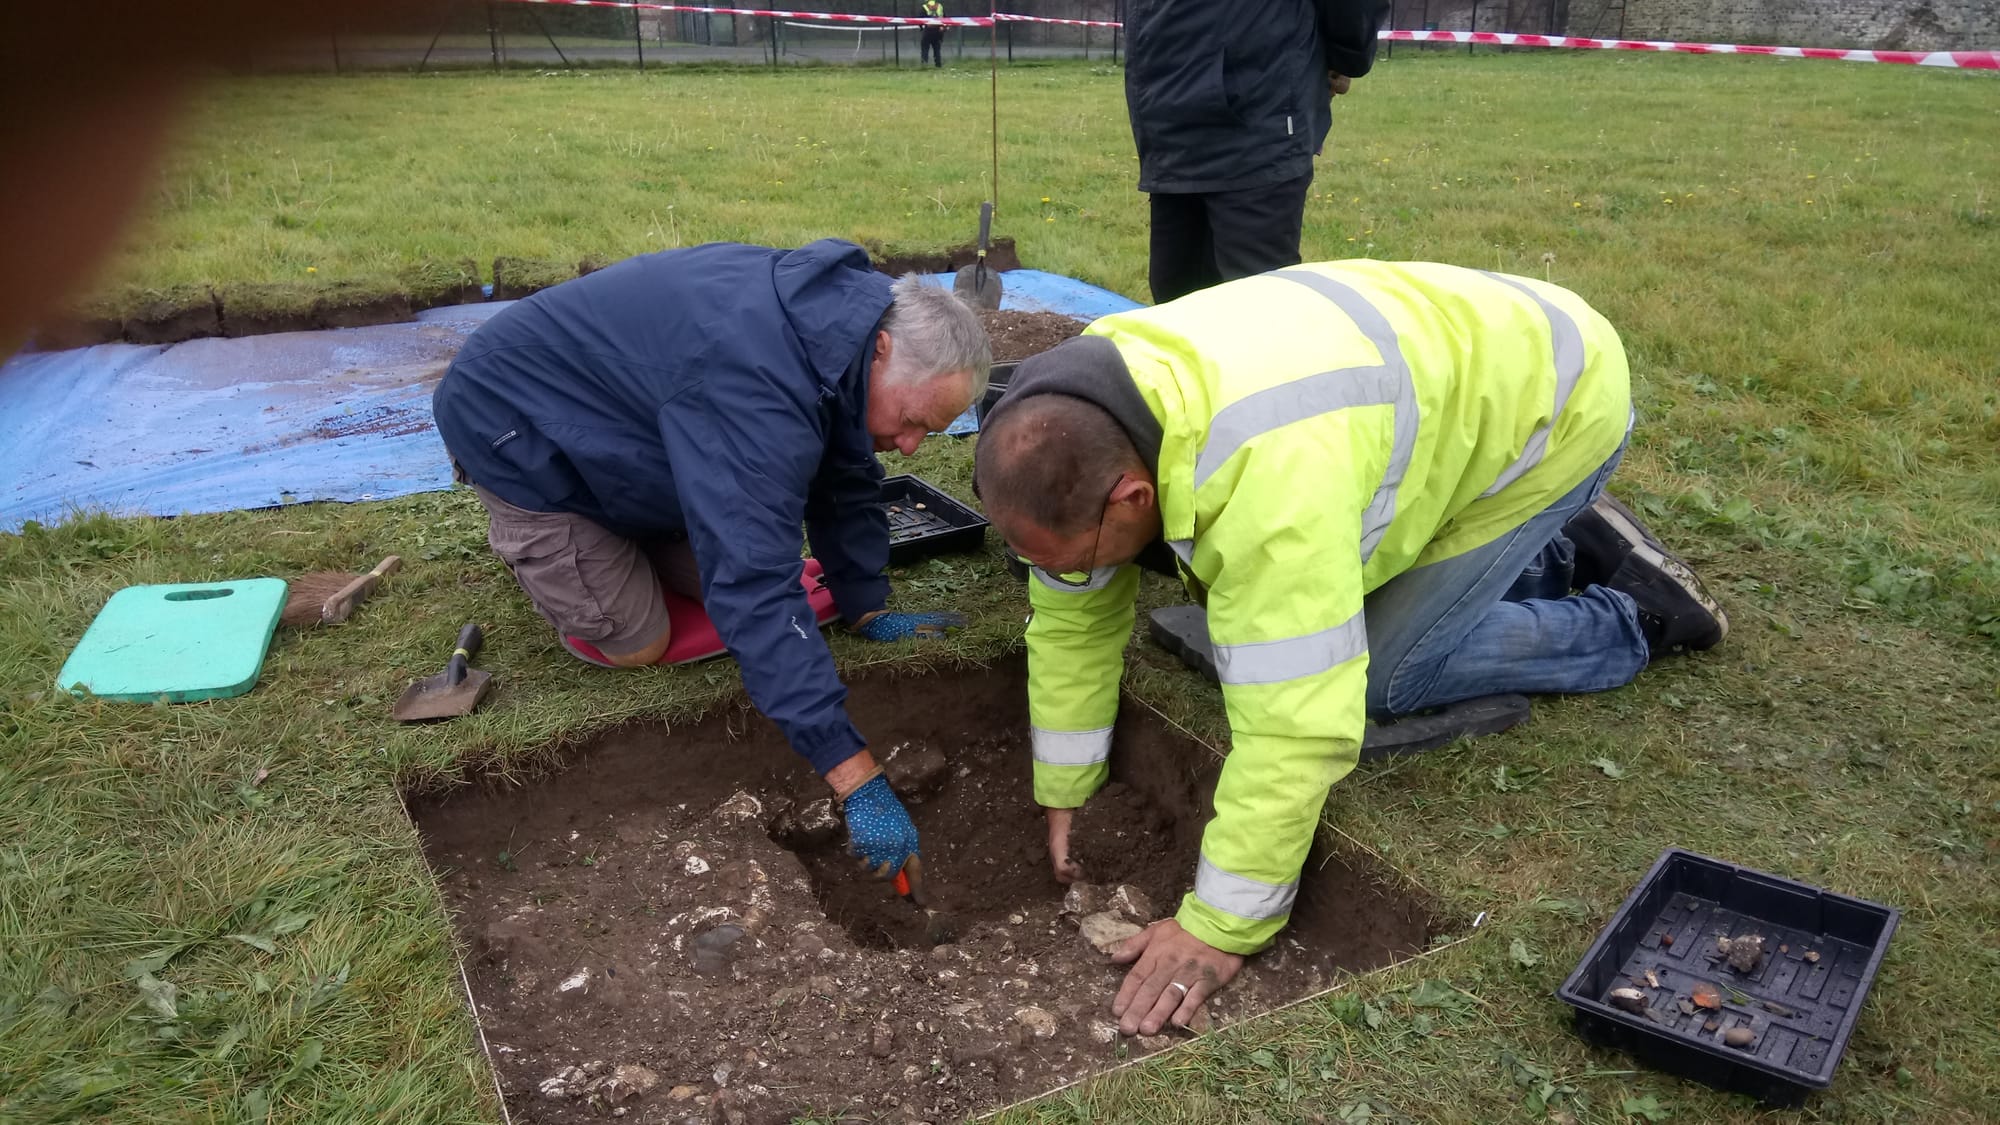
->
[0,270,1139,532]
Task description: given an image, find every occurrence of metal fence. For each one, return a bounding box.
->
[251,1,1129,73]
[1379,0,1577,56]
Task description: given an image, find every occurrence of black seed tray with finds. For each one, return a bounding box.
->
[1556,848,1899,1107]
[878,475,988,565]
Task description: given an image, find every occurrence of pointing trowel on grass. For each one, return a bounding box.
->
[392,623,494,722]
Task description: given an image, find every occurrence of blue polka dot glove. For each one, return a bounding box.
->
[853,612,967,642]
[842,775,919,879]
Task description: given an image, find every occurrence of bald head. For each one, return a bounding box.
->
[973,392,1144,536]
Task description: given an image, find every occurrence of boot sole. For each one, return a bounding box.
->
[1592,498,1729,647]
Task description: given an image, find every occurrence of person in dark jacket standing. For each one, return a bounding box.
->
[433,239,990,883]
[1124,0,1391,303]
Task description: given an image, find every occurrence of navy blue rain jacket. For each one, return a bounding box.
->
[433,240,894,776]
[1124,0,1388,193]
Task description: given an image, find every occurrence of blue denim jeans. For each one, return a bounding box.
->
[1363,443,1648,717]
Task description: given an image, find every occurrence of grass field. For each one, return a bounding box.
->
[4,52,1999,1124]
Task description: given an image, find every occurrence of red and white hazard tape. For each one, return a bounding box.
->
[992,12,1122,29]
[502,1,1997,69]
[1380,28,1999,70]
[511,0,989,28]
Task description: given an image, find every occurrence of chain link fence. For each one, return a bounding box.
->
[251,1,1130,73]
[1379,0,1574,56]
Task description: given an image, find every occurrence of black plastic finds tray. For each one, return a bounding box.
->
[1557,848,1899,1107]
[879,475,987,565]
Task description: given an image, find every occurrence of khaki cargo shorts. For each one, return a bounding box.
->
[467,480,700,662]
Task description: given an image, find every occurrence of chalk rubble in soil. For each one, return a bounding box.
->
[777,797,841,849]
[1062,882,1108,917]
[1013,1006,1059,1041]
[539,1059,659,1104]
[712,791,764,827]
[1106,884,1157,924]
[1078,911,1143,955]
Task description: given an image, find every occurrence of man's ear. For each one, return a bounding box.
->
[875,330,893,361]
[1107,473,1156,514]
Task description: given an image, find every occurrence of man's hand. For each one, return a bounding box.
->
[841,775,920,879]
[1330,72,1353,96]
[1110,919,1245,1035]
[850,611,967,642]
[1044,807,1084,884]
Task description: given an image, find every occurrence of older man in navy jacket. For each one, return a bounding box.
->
[434,238,989,881]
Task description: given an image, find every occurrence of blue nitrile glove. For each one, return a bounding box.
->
[853,612,968,642]
[843,775,920,879]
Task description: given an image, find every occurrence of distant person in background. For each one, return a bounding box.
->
[920,0,947,68]
[1123,0,1392,303]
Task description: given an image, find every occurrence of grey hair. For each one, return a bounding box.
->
[879,273,992,397]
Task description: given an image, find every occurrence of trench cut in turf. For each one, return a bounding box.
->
[408,656,1449,1123]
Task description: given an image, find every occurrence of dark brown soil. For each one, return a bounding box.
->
[409,657,1443,1125]
[29,314,125,351]
[315,291,414,329]
[30,242,1059,351]
[492,256,580,301]
[405,258,488,313]
[219,284,321,339]
[871,237,1023,277]
[980,310,1087,363]
[123,287,222,345]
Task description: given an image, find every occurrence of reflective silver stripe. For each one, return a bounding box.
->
[1167,538,1195,566]
[1212,610,1366,686]
[1031,726,1112,767]
[1032,564,1120,593]
[1194,365,1401,489]
[1478,272,1587,498]
[1194,853,1298,920]
[1254,268,1420,562]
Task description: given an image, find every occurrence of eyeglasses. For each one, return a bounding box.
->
[1011,474,1119,591]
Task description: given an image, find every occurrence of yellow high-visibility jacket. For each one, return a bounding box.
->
[1026,261,1632,953]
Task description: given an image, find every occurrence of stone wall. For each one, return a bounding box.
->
[1563,0,2000,49]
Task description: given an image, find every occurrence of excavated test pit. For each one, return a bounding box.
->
[409,657,1446,1124]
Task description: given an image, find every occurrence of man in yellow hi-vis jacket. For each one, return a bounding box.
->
[972,260,1726,1035]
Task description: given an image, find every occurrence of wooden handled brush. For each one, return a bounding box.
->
[280,556,401,628]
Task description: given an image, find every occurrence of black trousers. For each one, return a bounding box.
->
[920,28,944,66]
[1146,172,1313,304]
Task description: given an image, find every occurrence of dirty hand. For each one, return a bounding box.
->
[1044,807,1084,884]
[1111,919,1244,1035]
[851,611,967,642]
[842,775,920,879]
[1330,71,1352,95]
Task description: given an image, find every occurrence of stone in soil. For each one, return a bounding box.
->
[1062,882,1107,916]
[883,741,952,801]
[408,657,1441,1124]
[1078,911,1143,954]
[1107,884,1157,923]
